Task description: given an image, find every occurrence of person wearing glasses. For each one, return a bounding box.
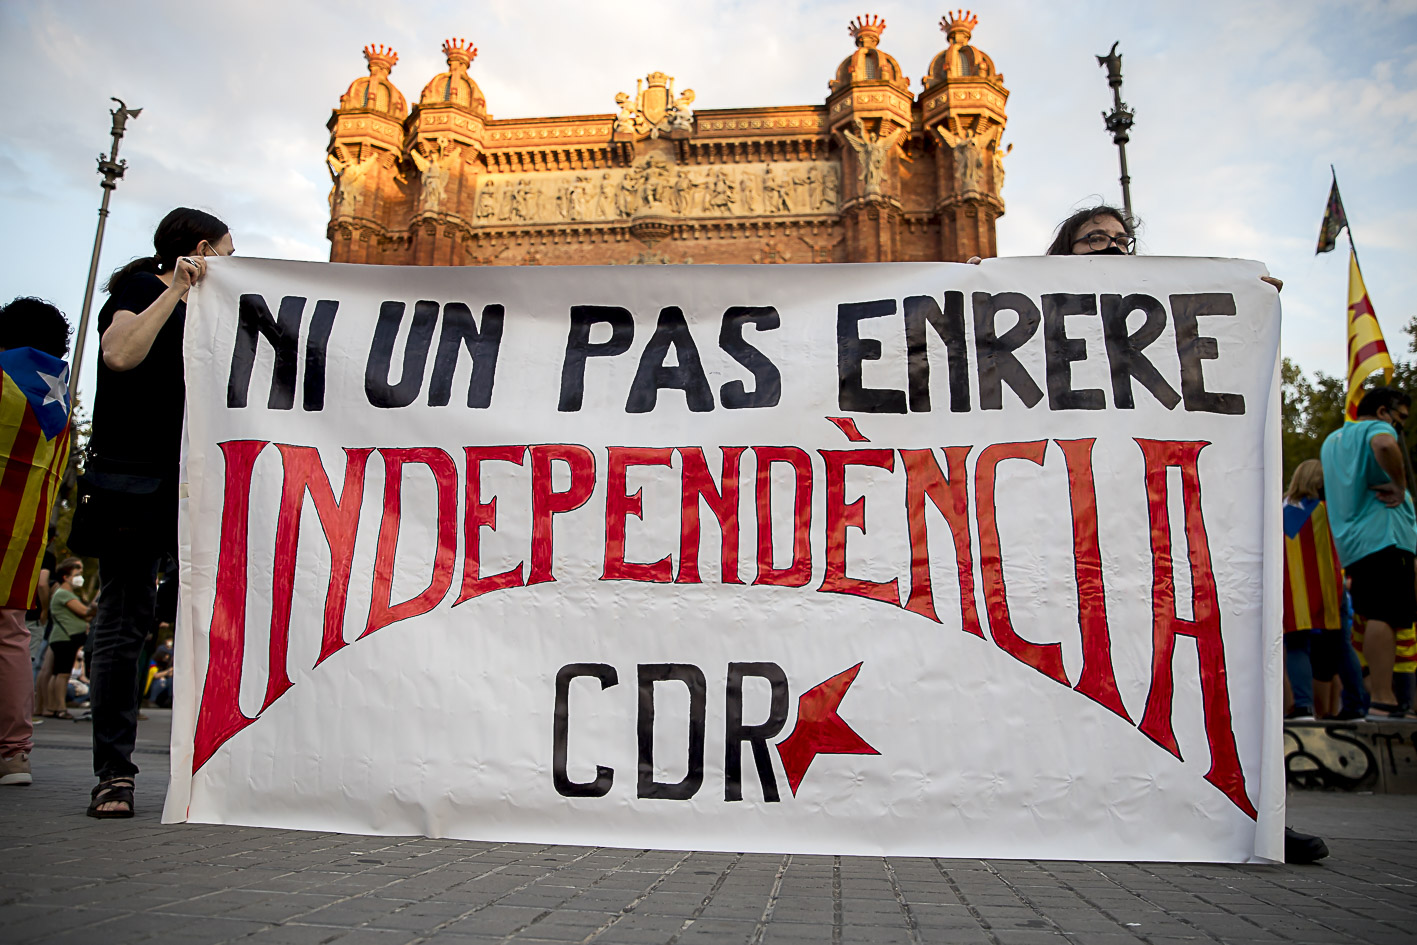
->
[1041,203,1283,291]
[966,204,1136,264]
[1045,205,1134,256]
[1040,201,1309,859]
[81,207,233,818]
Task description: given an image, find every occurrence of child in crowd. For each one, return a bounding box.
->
[1282,460,1361,718]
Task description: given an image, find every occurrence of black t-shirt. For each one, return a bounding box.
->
[90,272,186,472]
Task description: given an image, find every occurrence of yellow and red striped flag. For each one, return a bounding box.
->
[1281,498,1343,633]
[1345,249,1393,421]
[0,347,71,609]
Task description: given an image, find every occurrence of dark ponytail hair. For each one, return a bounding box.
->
[1045,204,1134,256]
[104,207,229,293]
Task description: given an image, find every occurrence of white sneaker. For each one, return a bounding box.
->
[0,751,31,786]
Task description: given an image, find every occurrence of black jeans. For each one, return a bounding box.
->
[89,552,161,781]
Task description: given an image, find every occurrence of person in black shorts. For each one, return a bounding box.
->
[1347,545,1417,634]
[1321,387,1416,716]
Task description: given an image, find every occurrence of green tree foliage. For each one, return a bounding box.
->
[1282,318,1417,489]
[50,394,94,588]
[1281,359,1346,485]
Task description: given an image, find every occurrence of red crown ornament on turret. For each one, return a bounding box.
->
[941,9,978,42]
[442,37,477,68]
[848,14,886,48]
[363,43,398,72]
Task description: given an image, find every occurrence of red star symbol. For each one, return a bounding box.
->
[775,662,879,796]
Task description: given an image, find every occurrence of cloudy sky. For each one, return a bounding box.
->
[2,0,1413,400]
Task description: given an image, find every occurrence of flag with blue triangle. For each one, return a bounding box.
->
[0,348,70,440]
[0,346,72,608]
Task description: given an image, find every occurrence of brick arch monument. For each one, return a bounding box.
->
[325,11,1008,266]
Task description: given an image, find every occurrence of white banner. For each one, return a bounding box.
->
[166,255,1284,862]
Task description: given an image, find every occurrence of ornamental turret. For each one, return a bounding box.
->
[408,38,487,166]
[327,44,406,233]
[827,15,915,262]
[828,15,910,95]
[417,38,487,115]
[408,39,490,235]
[924,9,1000,85]
[338,44,407,116]
[826,15,914,138]
[920,11,1010,259]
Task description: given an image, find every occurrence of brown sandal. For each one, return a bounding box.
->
[87,778,135,818]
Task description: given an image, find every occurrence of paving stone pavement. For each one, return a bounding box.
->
[3,710,1416,945]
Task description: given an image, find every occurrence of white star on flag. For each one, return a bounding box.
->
[37,365,68,408]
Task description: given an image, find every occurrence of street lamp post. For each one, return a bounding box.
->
[73,97,142,390]
[1095,42,1134,225]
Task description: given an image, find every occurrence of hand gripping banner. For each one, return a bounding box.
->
[166,256,1284,862]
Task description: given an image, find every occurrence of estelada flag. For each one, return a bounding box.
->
[1281,498,1343,633]
[0,347,71,609]
[1344,250,1394,421]
[1316,175,1348,254]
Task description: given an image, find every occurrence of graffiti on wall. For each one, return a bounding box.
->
[1285,721,1417,793]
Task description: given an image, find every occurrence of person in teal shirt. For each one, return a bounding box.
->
[1321,387,1416,715]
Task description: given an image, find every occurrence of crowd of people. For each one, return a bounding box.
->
[1283,387,1417,721]
[0,201,1388,865]
[0,208,231,819]
[33,557,95,721]
[28,559,177,721]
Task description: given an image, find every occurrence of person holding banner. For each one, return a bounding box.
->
[965,204,1135,263]
[0,297,73,788]
[1044,204,1134,256]
[80,208,232,817]
[1033,201,1321,860]
[1040,204,1286,292]
[1322,387,1417,718]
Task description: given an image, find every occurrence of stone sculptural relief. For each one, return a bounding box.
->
[410,136,459,212]
[992,141,1011,196]
[841,118,907,196]
[615,72,695,139]
[936,126,1006,198]
[472,156,840,224]
[327,145,381,217]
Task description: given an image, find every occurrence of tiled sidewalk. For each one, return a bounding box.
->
[3,711,1415,944]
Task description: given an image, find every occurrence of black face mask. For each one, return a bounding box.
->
[1088,245,1127,256]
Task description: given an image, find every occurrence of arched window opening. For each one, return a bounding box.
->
[864,50,880,80]
[959,48,976,76]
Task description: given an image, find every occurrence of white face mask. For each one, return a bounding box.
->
[70,574,85,588]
